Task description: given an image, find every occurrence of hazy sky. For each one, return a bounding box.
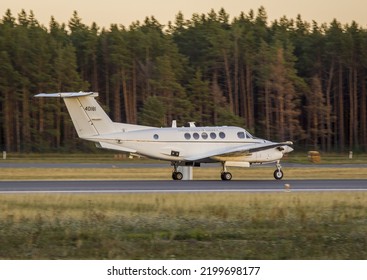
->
[1,0,367,28]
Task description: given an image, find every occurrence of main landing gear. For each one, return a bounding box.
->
[172,162,183,180]
[220,162,232,181]
[172,161,285,181]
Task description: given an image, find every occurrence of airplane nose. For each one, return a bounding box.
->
[279,145,293,154]
[284,146,294,153]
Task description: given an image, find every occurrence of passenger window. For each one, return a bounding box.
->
[201,132,208,139]
[153,134,159,140]
[210,132,217,139]
[237,132,245,139]
[184,133,191,140]
[193,132,200,140]
[219,132,226,139]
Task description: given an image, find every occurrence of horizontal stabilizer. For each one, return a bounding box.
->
[35,91,113,137]
[35,92,98,98]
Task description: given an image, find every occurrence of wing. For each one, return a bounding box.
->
[185,141,293,161]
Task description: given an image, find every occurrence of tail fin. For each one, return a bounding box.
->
[35,92,116,138]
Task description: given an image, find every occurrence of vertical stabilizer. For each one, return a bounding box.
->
[35,92,116,138]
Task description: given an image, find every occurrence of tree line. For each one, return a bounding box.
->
[0,7,366,153]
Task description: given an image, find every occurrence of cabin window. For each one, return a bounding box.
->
[193,132,200,139]
[201,132,208,139]
[153,134,159,140]
[210,132,217,139]
[219,132,226,139]
[237,131,245,139]
[184,133,191,140]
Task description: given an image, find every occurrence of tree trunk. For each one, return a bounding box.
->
[15,100,21,152]
[353,67,358,148]
[325,61,334,152]
[338,63,345,151]
[3,91,12,152]
[131,59,137,124]
[245,64,254,131]
[240,67,247,127]
[361,78,367,151]
[222,49,233,113]
[233,39,239,116]
[113,75,121,123]
[22,87,31,151]
[264,82,270,139]
[56,98,61,148]
[348,67,358,150]
[121,68,130,123]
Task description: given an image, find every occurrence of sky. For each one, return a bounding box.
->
[1,0,367,29]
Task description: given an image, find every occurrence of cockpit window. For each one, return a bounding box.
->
[237,131,245,139]
[245,131,253,139]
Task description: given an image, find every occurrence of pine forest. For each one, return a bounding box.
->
[0,7,367,153]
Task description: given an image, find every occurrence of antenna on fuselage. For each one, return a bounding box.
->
[183,121,196,127]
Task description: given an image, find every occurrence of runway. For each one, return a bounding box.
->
[0,179,366,193]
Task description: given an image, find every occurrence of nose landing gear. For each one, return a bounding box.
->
[273,161,284,180]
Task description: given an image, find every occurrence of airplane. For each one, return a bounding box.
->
[35,92,293,180]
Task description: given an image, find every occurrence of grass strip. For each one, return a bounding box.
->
[1,192,367,259]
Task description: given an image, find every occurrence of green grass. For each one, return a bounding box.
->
[1,192,367,259]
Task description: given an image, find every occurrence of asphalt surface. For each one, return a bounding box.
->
[0,179,366,193]
[0,162,366,193]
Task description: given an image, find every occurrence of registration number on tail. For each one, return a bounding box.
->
[85,106,96,111]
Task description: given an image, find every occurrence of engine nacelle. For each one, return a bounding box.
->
[247,148,284,163]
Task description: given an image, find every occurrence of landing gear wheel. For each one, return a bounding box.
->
[221,172,232,181]
[273,169,284,180]
[172,171,183,180]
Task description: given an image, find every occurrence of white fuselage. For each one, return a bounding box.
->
[87,126,291,165]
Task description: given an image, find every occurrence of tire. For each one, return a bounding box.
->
[221,172,232,181]
[273,169,283,180]
[175,172,183,180]
[172,172,183,180]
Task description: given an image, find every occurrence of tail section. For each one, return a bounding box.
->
[64,92,116,137]
[35,92,114,138]
[35,92,153,139]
